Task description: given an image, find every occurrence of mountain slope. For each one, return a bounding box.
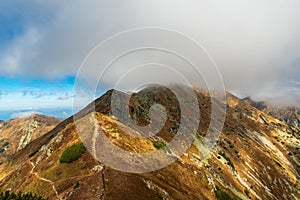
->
[0,86,299,200]
[0,114,61,163]
[242,97,300,129]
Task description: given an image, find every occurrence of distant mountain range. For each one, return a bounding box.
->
[0,85,299,199]
[242,97,300,129]
[0,108,75,121]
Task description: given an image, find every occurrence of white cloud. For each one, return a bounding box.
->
[10,111,41,119]
[58,92,69,100]
[0,90,78,110]
[0,27,41,76]
[0,0,300,105]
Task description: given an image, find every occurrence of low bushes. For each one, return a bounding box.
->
[0,191,47,200]
[218,151,235,170]
[215,186,236,200]
[152,141,166,149]
[59,143,87,163]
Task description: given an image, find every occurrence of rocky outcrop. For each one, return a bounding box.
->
[0,86,299,200]
[0,114,61,163]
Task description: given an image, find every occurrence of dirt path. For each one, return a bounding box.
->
[99,166,106,200]
[91,113,107,200]
[29,161,61,200]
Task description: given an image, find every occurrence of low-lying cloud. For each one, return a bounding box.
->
[10,111,41,119]
[0,0,300,105]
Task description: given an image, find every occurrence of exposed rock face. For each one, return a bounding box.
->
[0,114,61,163]
[243,97,300,129]
[0,86,299,200]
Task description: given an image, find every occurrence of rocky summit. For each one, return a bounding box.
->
[0,114,61,164]
[0,85,299,200]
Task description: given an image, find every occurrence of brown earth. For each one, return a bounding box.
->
[0,114,61,163]
[0,85,299,200]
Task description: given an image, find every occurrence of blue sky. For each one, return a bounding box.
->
[0,2,88,120]
[0,4,76,120]
[0,76,76,120]
[0,1,300,120]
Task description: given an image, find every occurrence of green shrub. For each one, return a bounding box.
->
[215,186,236,200]
[244,189,250,196]
[59,143,87,163]
[2,142,9,147]
[152,196,163,200]
[219,151,235,170]
[152,141,166,149]
[74,181,80,189]
[0,190,47,200]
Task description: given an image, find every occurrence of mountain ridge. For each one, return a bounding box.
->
[242,97,300,130]
[0,86,299,199]
[0,114,61,164]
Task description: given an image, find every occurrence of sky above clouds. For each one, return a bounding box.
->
[0,0,300,120]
